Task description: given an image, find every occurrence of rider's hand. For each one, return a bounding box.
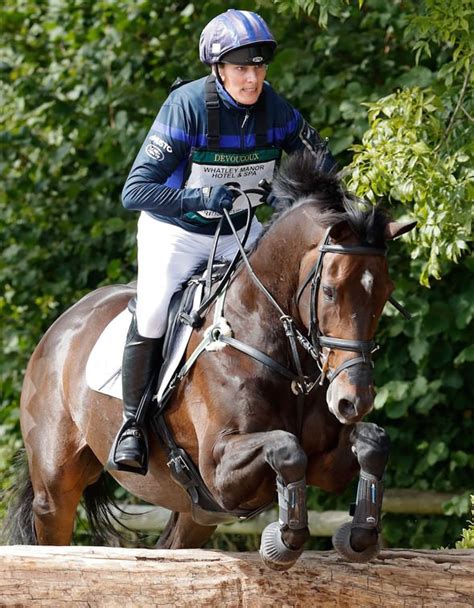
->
[202,185,234,213]
[264,190,278,207]
[258,179,278,207]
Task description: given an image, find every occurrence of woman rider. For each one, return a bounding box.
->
[109,9,336,474]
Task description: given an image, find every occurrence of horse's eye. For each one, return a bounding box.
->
[322,285,335,301]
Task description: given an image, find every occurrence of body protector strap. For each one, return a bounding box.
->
[205,75,268,150]
[350,470,384,530]
[277,477,308,530]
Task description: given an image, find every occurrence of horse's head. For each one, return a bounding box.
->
[297,217,416,424]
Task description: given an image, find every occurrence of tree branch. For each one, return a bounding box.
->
[442,60,471,145]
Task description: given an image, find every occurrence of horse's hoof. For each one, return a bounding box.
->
[332,522,381,563]
[259,521,304,571]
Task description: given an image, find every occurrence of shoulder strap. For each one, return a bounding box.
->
[254,89,267,147]
[205,75,220,151]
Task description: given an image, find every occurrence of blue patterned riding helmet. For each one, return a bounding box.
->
[199,9,276,66]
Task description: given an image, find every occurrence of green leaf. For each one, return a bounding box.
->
[408,339,429,364]
[454,345,474,365]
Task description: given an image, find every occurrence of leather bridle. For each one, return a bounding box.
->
[295,227,387,385]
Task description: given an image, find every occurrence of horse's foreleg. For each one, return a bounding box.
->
[155,511,216,549]
[332,421,390,562]
[212,430,309,571]
[306,424,359,492]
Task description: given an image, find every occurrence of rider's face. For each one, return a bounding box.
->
[218,63,266,105]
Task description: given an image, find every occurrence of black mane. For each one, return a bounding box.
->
[262,150,390,248]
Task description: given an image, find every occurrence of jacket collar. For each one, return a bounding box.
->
[215,77,258,112]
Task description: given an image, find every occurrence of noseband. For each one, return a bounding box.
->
[296,228,387,384]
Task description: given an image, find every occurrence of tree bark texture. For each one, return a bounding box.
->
[0,546,473,607]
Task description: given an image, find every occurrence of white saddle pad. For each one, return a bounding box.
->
[86,280,204,401]
[86,308,132,400]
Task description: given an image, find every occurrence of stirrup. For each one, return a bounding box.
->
[106,419,149,476]
[115,427,145,465]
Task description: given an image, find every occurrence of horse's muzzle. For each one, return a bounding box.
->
[327,374,375,424]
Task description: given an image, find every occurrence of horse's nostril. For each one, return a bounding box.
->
[338,399,357,420]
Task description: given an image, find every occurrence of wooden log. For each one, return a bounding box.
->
[0,546,472,607]
[111,489,461,537]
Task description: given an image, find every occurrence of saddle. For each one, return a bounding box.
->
[156,259,230,405]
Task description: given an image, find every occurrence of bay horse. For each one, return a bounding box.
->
[4,151,415,569]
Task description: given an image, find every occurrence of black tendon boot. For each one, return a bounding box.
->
[110,315,164,474]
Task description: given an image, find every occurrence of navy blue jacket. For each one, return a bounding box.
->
[122,76,335,234]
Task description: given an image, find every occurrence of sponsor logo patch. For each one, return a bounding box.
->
[150,135,173,154]
[145,143,164,161]
[145,135,173,161]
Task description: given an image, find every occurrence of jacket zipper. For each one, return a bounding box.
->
[241,111,250,149]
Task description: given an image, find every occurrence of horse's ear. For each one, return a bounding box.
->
[328,220,351,242]
[384,220,417,241]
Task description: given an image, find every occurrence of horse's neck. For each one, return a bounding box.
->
[231,208,323,318]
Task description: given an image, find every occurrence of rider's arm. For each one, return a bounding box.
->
[282,108,338,173]
[122,101,206,216]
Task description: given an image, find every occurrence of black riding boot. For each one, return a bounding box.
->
[112,315,164,473]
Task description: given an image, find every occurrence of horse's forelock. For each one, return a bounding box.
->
[273,150,345,212]
[256,151,390,248]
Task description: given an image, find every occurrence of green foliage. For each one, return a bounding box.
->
[270,0,358,28]
[348,0,473,284]
[1,0,473,551]
[349,86,472,285]
[456,495,474,549]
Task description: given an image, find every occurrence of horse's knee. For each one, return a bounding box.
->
[264,431,307,480]
[351,422,390,478]
[32,483,80,545]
